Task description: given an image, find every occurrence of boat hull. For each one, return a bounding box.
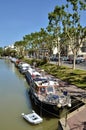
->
[29,89,61,117]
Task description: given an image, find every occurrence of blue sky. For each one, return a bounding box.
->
[0,0,86,47]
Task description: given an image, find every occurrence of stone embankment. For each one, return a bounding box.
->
[59,82,86,130]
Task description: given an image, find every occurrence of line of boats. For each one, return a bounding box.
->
[10,57,72,124]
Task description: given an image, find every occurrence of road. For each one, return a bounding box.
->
[50,61,86,70]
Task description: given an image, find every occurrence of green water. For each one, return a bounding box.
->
[0,59,59,130]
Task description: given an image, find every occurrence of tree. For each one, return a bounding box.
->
[14,40,27,58]
[23,28,50,59]
[62,0,86,69]
[47,5,66,66]
[0,47,3,56]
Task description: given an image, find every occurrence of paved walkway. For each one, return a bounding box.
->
[60,105,86,130]
[60,84,86,97]
[59,83,86,130]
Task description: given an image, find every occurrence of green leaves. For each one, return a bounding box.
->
[79,0,86,10]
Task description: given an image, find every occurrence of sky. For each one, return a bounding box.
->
[0,0,86,47]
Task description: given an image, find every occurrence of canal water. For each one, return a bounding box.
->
[0,59,59,130]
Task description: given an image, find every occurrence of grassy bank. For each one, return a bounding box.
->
[40,63,86,88]
[23,58,86,89]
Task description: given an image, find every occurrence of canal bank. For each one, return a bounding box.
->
[59,104,86,130]
[59,84,86,130]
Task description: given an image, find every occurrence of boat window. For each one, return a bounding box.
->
[47,86,54,92]
[40,87,45,93]
[33,78,47,82]
[42,80,47,83]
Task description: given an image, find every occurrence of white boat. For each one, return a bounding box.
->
[21,111,43,124]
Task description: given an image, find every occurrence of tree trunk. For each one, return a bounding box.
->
[57,37,61,66]
[72,52,76,70]
[58,52,61,66]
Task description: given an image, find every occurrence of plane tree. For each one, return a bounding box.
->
[23,33,36,57]
[47,0,86,69]
[14,40,27,58]
[0,47,4,56]
[47,5,67,66]
[62,0,86,69]
[23,28,48,58]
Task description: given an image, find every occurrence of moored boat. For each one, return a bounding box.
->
[21,110,43,124]
[25,67,72,115]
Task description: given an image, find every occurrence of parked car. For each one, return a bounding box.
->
[50,56,58,61]
[77,55,85,62]
[50,56,63,62]
[68,55,85,64]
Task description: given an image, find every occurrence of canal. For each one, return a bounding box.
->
[0,59,59,130]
